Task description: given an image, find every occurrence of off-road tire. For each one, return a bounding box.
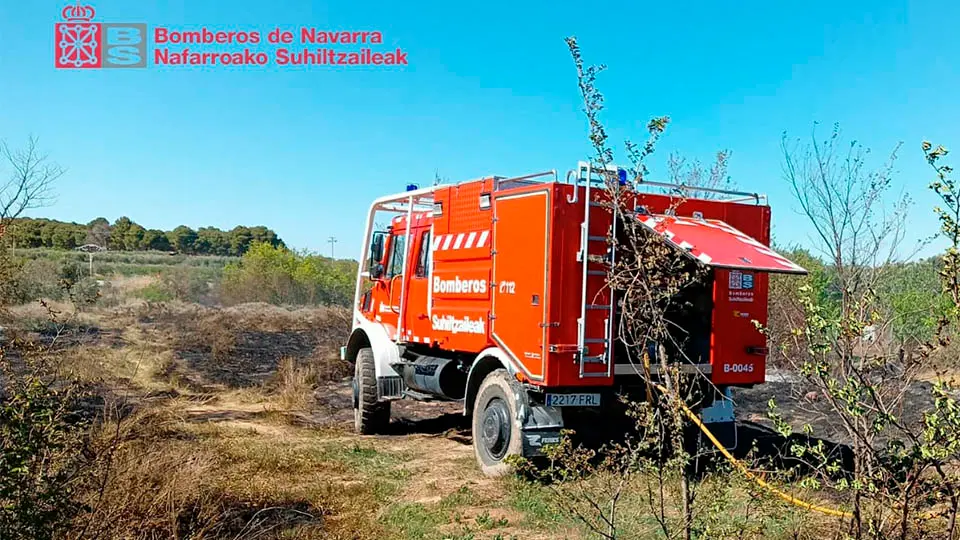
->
[353,347,390,435]
[472,369,523,477]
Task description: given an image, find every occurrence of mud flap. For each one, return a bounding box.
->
[508,380,565,458]
[519,404,565,457]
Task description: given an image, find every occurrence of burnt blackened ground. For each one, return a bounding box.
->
[732,369,937,448]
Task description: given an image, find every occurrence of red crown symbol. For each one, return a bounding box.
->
[61,2,95,22]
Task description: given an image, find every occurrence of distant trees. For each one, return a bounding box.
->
[167,225,198,253]
[85,217,111,246]
[3,216,284,256]
[142,228,171,251]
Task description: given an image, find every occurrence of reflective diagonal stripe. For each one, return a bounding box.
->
[431,230,492,251]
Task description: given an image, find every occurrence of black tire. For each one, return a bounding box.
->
[353,347,390,435]
[472,369,523,477]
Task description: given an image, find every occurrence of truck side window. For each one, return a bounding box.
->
[415,231,431,278]
[386,233,406,278]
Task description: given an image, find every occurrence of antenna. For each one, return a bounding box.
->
[328,236,337,258]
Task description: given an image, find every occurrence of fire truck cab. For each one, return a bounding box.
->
[342,163,806,476]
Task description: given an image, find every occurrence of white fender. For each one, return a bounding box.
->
[471,347,520,377]
[463,346,522,416]
[353,312,402,379]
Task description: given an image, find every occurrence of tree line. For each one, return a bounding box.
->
[2,216,285,256]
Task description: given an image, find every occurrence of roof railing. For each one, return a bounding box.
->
[570,161,766,205]
[380,162,766,209]
[495,170,557,190]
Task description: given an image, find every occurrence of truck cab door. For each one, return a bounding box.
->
[358,229,403,336]
[379,230,407,335]
[401,229,431,340]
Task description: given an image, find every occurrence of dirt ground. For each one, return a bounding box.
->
[7,297,919,539]
[6,300,575,540]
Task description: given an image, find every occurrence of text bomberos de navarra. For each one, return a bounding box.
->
[152,28,408,66]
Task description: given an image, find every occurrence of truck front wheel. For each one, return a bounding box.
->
[353,347,390,435]
[472,369,523,477]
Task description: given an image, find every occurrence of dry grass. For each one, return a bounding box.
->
[3,295,847,539]
[29,299,541,540]
[69,403,335,540]
[108,274,160,294]
[268,356,319,412]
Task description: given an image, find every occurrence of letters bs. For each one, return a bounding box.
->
[104,24,147,68]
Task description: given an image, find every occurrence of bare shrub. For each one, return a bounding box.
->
[759,133,960,538]
[666,149,736,199]
[0,136,61,230]
[514,36,743,540]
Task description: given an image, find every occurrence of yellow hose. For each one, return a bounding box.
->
[652,382,949,521]
[652,382,853,518]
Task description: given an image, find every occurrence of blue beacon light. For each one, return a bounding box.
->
[616,168,628,186]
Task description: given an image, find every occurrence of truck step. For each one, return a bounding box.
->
[587,235,607,242]
[583,338,609,344]
[586,304,611,310]
[581,355,607,364]
[587,270,606,276]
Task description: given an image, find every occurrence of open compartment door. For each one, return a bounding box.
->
[636,215,807,275]
[636,214,807,386]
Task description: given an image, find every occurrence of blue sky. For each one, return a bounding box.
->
[1,0,957,260]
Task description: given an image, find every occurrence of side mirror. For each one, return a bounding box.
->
[368,232,386,278]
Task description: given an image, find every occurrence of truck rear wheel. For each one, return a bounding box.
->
[353,347,390,435]
[472,369,523,477]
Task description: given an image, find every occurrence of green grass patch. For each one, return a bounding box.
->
[504,478,566,530]
[382,502,447,539]
[474,510,510,530]
[381,485,516,540]
[134,282,175,302]
[319,442,411,481]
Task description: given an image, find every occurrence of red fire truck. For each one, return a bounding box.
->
[341,162,806,475]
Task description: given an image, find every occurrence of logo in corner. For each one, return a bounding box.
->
[55,2,147,69]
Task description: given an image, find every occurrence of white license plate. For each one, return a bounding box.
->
[545,393,601,407]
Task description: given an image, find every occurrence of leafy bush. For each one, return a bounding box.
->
[157,266,216,304]
[0,344,92,540]
[220,243,357,306]
[135,282,174,303]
